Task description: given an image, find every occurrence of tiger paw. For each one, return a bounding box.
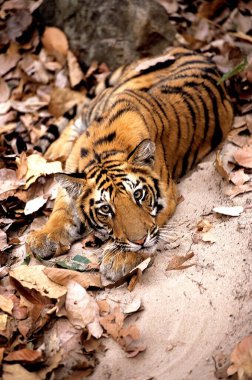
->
[100,251,144,281]
[27,228,71,259]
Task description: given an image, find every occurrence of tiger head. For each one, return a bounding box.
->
[55,140,167,254]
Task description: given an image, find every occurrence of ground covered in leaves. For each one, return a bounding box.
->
[0,0,252,379]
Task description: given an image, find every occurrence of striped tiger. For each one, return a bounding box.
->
[27,47,233,281]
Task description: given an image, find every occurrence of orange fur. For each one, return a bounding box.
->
[27,48,233,280]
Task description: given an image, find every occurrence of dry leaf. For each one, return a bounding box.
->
[0,78,10,102]
[25,154,62,188]
[5,348,42,363]
[227,335,252,379]
[0,169,25,200]
[225,183,252,198]
[123,298,143,315]
[212,206,244,216]
[24,196,47,215]
[2,364,39,380]
[234,145,252,168]
[41,27,69,62]
[0,295,13,315]
[0,314,8,330]
[0,46,20,76]
[43,267,102,289]
[11,96,48,113]
[100,306,145,356]
[201,230,217,243]
[65,280,103,338]
[43,318,95,377]
[215,150,230,180]
[166,252,195,271]
[67,51,83,87]
[9,265,67,299]
[20,55,49,84]
[48,87,85,118]
[196,219,212,232]
[230,169,251,186]
[97,299,110,314]
[0,229,9,251]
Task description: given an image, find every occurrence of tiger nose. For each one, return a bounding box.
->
[131,235,147,246]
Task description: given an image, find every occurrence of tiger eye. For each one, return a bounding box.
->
[134,189,144,201]
[100,204,111,214]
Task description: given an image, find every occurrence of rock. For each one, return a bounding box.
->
[37,0,176,69]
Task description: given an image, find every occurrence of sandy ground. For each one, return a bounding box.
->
[89,153,252,380]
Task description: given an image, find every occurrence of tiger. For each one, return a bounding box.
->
[27,47,233,281]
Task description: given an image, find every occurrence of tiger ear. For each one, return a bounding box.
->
[128,139,155,167]
[55,173,86,198]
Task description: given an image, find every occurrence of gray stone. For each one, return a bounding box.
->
[38,0,176,69]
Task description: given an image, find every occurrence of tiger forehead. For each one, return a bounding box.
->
[92,173,141,201]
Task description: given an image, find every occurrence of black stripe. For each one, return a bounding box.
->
[136,57,175,76]
[123,90,159,136]
[94,131,116,146]
[47,124,60,139]
[97,179,107,189]
[80,148,89,158]
[83,159,96,171]
[100,149,124,159]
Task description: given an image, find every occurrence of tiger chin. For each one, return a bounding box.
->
[27,47,233,281]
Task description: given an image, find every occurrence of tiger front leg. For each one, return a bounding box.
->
[100,251,147,281]
[27,189,83,259]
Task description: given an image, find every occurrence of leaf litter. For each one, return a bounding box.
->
[0,0,251,378]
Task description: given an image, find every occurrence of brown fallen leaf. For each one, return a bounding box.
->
[43,318,96,378]
[225,183,252,198]
[0,314,8,330]
[43,267,102,289]
[0,347,4,365]
[65,280,103,338]
[0,78,10,103]
[67,51,83,88]
[123,298,143,315]
[11,97,48,113]
[166,252,195,271]
[196,219,212,233]
[100,306,145,356]
[97,299,110,315]
[41,27,69,63]
[25,153,62,189]
[230,169,251,186]
[0,169,25,201]
[20,55,49,84]
[5,348,42,363]
[9,265,67,299]
[0,294,13,315]
[227,126,250,148]
[48,87,85,118]
[234,145,252,168]
[0,229,10,251]
[227,335,252,379]
[215,150,230,180]
[0,44,20,76]
[201,230,217,243]
[2,364,39,380]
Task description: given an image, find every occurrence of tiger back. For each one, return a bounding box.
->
[27,47,233,280]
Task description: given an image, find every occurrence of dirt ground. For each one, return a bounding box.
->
[89,153,252,380]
